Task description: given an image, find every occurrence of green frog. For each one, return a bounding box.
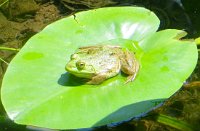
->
[65,45,139,84]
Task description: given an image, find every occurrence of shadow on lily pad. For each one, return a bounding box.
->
[58,72,128,87]
[57,72,87,86]
[93,99,166,127]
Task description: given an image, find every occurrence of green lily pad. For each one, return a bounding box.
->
[1,7,198,129]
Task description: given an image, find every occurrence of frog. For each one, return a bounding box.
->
[65,45,139,84]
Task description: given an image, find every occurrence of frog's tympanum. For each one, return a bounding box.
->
[65,45,139,84]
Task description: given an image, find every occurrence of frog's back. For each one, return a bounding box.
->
[79,45,122,74]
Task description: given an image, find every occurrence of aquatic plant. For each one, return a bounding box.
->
[1,7,198,129]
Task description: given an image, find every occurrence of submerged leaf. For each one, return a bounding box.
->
[1,7,198,129]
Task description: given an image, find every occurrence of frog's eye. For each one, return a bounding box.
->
[76,61,85,70]
[71,54,78,60]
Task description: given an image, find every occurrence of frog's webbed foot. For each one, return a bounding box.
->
[125,73,137,84]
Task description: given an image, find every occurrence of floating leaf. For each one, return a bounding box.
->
[1,7,198,129]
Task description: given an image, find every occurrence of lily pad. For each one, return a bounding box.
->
[1,7,198,129]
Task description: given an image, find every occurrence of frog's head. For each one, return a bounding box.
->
[65,54,96,78]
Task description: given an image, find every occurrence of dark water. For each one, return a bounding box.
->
[0,0,200,131]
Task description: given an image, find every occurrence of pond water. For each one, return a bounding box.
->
[0,0,200,131]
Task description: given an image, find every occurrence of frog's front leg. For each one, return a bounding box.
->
[87,64,120,85]
[121,50,140,83]
[86,73,108,85]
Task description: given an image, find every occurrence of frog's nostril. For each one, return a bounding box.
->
[71,54,78,60]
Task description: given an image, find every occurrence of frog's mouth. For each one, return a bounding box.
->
[65,64,96,78]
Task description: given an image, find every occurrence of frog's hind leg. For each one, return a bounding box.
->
[121,50,140,83]
[126,60,140,83]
